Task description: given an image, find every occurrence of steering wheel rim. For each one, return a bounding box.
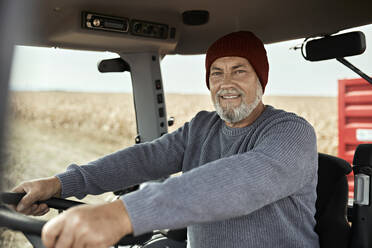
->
[0,192,84,210]
[0,192,153,246]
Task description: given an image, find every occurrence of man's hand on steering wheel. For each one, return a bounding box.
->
[11,176,62,216]
[41,200,133,248]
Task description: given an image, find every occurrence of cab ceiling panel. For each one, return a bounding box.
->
[12,0,372,54]
[13,0,180,54]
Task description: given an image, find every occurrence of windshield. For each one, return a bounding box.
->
[1,23,371,248]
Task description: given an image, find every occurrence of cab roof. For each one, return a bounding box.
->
[11,0,372,54]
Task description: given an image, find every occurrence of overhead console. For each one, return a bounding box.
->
[40,9,178,54]
[82,12,175,41]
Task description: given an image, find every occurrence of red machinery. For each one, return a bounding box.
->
[338,78,372,200]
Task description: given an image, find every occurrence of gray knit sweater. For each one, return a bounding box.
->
[56,105,319,248]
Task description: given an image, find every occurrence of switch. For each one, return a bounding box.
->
[159,108,164,118]
[155,80,162,90]
[157,94,163,103]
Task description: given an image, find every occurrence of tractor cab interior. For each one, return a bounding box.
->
[1,0,372,247]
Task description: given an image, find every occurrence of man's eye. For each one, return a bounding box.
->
[235,70,246,74]
[211,72,222,76]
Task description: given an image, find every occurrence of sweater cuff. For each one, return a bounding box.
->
[55,164,85,199]
[120,184,167,236]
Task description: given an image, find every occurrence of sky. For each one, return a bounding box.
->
[9,24,372,96]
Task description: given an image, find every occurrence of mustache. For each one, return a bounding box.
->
[216,88,244,97]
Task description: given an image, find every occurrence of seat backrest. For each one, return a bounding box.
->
[315,153,352,248]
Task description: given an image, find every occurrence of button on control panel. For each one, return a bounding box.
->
[130,20,169,39]
[157,94,163,104]
[158,108,164,118]
[155,80,162,90]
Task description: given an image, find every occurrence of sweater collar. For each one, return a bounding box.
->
[221,105,273,136]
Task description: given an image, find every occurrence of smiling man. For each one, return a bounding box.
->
[12,31,319,248]
[209,56,264,128]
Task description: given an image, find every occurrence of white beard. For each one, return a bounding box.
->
[213,82,263,124]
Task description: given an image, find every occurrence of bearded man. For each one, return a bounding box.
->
[12,31,319,248]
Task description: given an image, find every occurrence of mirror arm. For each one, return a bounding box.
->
[336,58,372,85]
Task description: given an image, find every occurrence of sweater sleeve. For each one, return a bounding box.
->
[55,122,189,199]
[121,118,318,235]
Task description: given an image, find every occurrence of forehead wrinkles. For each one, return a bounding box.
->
[211,57,251,71]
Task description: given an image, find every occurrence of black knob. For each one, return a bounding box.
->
[168,117,175,126]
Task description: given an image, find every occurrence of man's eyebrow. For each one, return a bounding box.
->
[210,66,222,71]
[231,64,247,69]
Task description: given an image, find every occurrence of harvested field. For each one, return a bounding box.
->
[1,92,338,248]
[5,92,338,155]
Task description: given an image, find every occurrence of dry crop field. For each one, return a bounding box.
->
[0,91,338,248]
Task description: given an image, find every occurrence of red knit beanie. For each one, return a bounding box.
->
[205,31,269,92]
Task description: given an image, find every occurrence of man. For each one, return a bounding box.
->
[12,31,319,248]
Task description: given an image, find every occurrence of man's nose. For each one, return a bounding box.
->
[220,73,235,88]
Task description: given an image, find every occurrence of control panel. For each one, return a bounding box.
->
[83,12,129,33]
[83,12,173,40]
[130,19,168,39]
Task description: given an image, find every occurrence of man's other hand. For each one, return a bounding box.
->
[42,200,133,248]
[11,176,62,215]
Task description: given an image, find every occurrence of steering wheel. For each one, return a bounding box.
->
[0,192,153,247]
